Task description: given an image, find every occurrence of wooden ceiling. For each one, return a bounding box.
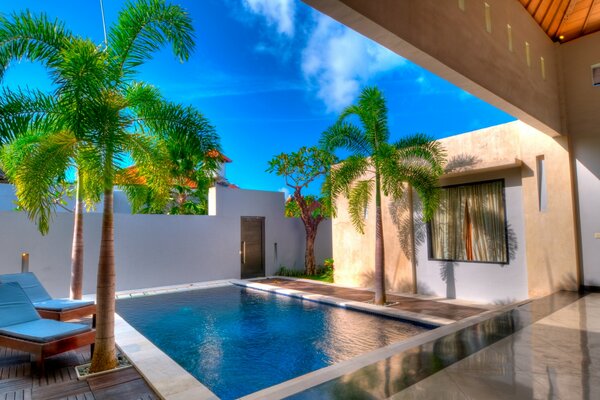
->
[519,0,600,42]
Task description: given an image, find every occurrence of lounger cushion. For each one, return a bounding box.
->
[0,272,52,303]
[0,282,40,328]
[34,298,95,311]
[0,319,90,343]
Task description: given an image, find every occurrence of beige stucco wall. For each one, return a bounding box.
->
[303,0,563,136]
[332,121,579,300]
[333,184,414,292]
[517,123,579,295]
[558,31,600,286]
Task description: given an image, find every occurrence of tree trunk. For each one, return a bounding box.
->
[407,185,417,294]
[374,173,386,305]
[89,187,118,373]
[305,226,318,275]
[70,177,84,300]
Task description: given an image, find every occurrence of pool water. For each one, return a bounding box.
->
[116,285,429,399]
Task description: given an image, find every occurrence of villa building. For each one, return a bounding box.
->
[309,0,600,302]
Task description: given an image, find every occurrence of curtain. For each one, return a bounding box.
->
[430,181,507,263]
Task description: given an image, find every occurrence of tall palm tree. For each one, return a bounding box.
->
[0,13,99,300]
[0,0,215,373]
[321,86,445,305]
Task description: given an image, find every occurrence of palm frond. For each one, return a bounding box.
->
[378,143,406,201]
[328,154,370,202]
[8,130,75,234]
[394,133,446,175]
[0,87,58,145]
[76,145,104,209]
[54,39,109,137]
[122,133,171,209]
[348,179,373,234]
[0,10,71,80]
[320,121,371,156]
[133,97,220,170]
[108,0,195,77]
[354,86,390,149]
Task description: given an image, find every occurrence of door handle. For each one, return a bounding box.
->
[241,241,246,264]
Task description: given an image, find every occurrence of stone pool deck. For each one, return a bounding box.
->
[259,278,487,322]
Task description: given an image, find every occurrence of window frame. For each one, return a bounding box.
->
[426,178,510,265]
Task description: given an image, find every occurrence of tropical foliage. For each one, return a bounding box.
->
[321,86,445,305]
[267,146,336,275]
[0,0,217,373]
[120,110,220,216]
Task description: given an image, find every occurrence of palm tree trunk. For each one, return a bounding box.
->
[70,176,84,300]
[407,185,417,294]
[89,187,118,373]
[374,173,386,305]
[305,225,317,275]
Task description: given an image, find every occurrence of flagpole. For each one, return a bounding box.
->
[99,0,108,46]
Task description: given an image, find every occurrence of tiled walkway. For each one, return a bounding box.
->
[0,346,157,400]
[289,291,593,399]
[260,278,485,321]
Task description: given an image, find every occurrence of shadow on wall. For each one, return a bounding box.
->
[440,261,457,299]
[444,154,481,173]
[388,192,426,267]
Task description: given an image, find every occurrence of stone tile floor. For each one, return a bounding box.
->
[289,291,596,399]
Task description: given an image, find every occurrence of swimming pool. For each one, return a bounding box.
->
[116,284,430,399]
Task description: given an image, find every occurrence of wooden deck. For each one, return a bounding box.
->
[260,278,486,321]
[0,346,157,400]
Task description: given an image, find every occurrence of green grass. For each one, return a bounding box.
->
[276,266,334,283]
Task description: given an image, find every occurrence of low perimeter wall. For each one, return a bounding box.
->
[0,187,332,297]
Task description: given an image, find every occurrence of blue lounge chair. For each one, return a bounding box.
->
[0,282,95,373]
[0,272,96,321]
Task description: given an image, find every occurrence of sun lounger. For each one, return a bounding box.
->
[0,282,95,373]
[0,272,96,321]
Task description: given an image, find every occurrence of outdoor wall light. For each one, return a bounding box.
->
[21,252,29,273]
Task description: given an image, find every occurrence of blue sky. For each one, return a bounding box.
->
[0,0,514,195]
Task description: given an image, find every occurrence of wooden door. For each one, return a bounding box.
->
[240,217,265,279]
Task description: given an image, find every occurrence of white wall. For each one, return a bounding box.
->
[209,185,332,275]
[0,185,332,297]
[0,184,131,214]
[414,169,528,304]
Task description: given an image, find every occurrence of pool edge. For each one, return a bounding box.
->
[114,313,218,400]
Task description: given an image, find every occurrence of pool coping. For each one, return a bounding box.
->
[109,279,526,400]
[231,279,454,327]
[112,280,233,400]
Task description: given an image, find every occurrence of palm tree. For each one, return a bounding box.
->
[321,86,445,305]
[0,0,216,373]
[0,16,100,301]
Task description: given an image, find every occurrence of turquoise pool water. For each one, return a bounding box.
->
[116,285,429,399]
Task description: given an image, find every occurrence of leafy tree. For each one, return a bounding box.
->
[267,146,337,275]
[321,87,445,305]
[0,0,216,373]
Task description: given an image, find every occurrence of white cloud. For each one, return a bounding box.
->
[301,15,406,113]
[242,0,295,37]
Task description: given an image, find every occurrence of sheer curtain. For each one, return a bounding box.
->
[430,181,507,263]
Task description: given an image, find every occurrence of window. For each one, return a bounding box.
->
[429,180,508,263]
